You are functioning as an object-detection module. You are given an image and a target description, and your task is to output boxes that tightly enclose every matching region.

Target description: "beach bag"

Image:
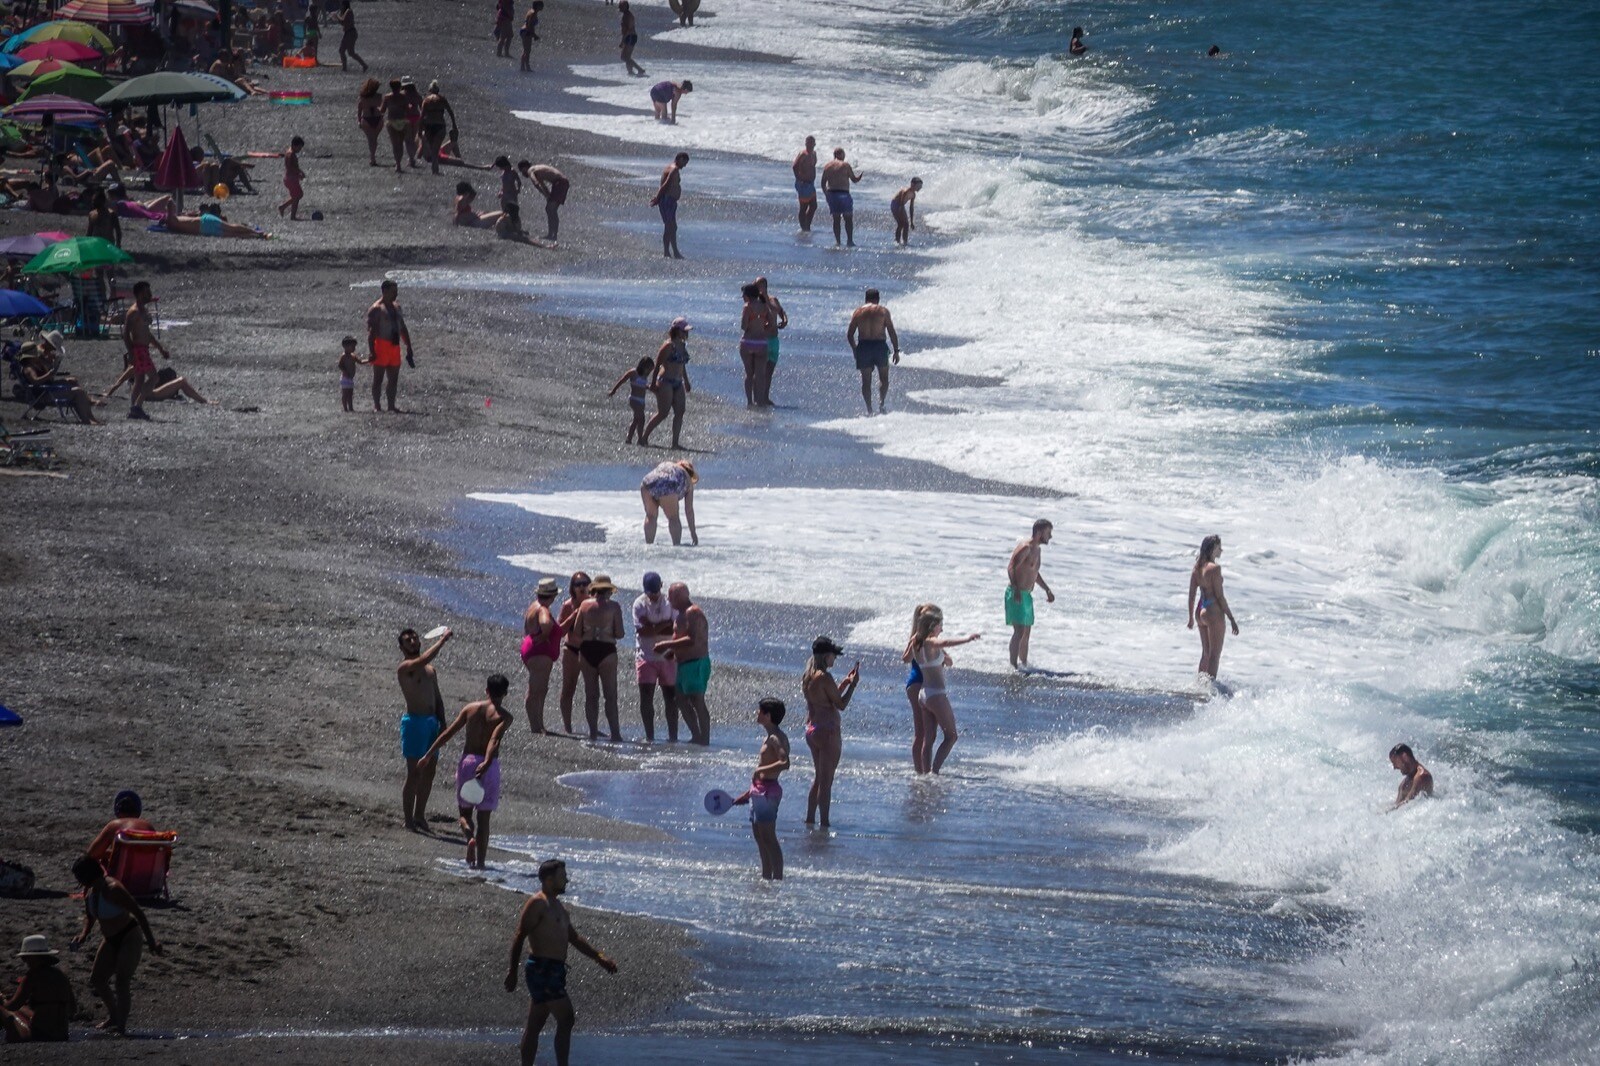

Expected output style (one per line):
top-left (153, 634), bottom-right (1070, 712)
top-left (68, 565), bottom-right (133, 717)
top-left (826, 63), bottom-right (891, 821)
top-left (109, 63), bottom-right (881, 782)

top-left (0, 859), bottom-right (35, 898)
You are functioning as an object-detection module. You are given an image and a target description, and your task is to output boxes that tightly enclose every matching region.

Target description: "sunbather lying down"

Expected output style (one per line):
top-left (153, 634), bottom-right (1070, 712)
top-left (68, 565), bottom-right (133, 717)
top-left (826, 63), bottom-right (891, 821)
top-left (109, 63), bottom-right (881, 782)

top-left (158, 200), bottom-right (270, 240)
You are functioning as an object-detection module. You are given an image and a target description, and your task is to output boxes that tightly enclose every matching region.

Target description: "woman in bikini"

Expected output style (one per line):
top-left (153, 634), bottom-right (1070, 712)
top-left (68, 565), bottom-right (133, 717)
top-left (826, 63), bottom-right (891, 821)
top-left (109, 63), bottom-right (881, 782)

top-left (904, 606), bottom-right (980, 774)
top-left (802, 635), bottom-right (859, 827)
top-left (1186, 534), bottom-right (1239, 679)
top-left (419, 82), bottom-right (457, 175)
top-left (452, 182), bottom-right (504, 229)
top-left (381, 79), bottom-right (410, 173)
top-left (640, 316), bottom-right (692, 449)
top-left (70, 855), bottom-right (162, 1036)
top-left (520, 577), bottom-right (561, 733)
top-left (902, 602), bottom-right (941, 773)
top-left (574, 574), bottom-right (626, 741)
top-left (357, 77), bottom-right (384, 166)
top-left (738, 281), bottom-right (773, 407)
top-left (336, 0), bottom-right (366, 72)
top-left (556, 572), bottom-right (590, 734)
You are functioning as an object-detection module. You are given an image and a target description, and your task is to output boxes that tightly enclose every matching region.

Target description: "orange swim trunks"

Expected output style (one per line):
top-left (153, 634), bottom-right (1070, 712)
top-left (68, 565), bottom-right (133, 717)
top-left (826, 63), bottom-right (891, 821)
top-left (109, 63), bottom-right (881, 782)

top-left (371, 338), bottom-right (402, 368)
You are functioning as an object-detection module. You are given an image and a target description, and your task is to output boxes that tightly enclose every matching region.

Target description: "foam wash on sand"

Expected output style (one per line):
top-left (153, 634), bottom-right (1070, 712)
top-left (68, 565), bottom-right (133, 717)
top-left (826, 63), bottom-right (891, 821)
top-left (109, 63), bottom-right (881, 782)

top-left (443, 0), bottom-right (1600, 1060)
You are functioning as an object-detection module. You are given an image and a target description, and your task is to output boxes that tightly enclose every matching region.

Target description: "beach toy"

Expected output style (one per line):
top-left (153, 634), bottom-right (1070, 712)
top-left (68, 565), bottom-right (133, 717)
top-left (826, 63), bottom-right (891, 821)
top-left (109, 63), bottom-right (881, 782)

top-left (704, 789), bottom-right (733, 816)
top-left (269, 89), bottom-right (313, 104)
top-left (212, 183), bottom-right (229, 200)
top-left (310, 210), bottom-right (323, 221)
top-left (281, 55), bottom-right (316, 69)
top-left (0, 703), bottom-right (21, 727)
top-left (460, 777), bottom-right (486, 806)
top-left (423, 625), bottom-right (449, 640)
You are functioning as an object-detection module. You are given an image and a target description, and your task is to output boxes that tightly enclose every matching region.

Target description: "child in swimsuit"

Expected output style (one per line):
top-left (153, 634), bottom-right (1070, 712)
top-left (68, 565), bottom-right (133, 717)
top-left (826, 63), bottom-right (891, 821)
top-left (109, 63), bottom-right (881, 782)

top-left (337, 335), bottom-right (366, 412)
top-left (607, 357), bottom-right (655, 444)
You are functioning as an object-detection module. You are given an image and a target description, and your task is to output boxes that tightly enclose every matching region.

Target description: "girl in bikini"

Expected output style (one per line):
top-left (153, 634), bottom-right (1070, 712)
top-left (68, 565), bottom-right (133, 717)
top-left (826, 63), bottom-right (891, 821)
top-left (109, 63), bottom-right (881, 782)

top-left (902, 602), bottom-right (942, 773)
top-left (1186, 534), bottom-right (1239, 679)
top-left (357, 78), bottom-right (384, 166)
top-left (607, 357), bottom-right (656, 443)
top-left (641, 317), bottom-right (692, 448)
top-left (904, 606), bottom-right (980, 774)
top-left (802, 635), bottom-right (859, 827)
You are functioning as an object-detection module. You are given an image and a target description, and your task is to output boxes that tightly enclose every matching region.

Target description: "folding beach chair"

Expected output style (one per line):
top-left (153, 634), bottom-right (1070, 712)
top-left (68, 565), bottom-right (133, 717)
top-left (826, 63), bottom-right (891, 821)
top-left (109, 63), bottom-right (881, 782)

top-left (3, 344), bottom-right (75, 421)
top-left (106, 829), bottom-right (179, 902)
top-left (0, 418), bottom-right (54, 467)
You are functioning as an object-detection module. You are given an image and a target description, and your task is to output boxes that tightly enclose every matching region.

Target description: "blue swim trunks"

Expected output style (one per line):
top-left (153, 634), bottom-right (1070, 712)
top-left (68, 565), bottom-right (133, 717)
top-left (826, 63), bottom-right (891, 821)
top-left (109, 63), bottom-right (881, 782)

top-left (657, 195), bottom-right (678, 222)
top-left (794, 179), bottom-right (816, 203)
top-left (400, 713), bottom-right (440, 760)
top-left (524, 957), bottom-right (569, 1003)
top-left (198, 213), bottom-right (224, 237)
top-left (853, 338), bottom-right (890, 371)
top-left (825, 189), bottom-right (853, 216)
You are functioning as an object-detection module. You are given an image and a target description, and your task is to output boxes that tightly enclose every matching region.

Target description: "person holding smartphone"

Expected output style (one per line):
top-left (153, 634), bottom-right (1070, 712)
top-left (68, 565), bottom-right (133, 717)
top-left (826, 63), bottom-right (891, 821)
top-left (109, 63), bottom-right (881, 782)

top-left (801, 635), bottom-right (859, 827)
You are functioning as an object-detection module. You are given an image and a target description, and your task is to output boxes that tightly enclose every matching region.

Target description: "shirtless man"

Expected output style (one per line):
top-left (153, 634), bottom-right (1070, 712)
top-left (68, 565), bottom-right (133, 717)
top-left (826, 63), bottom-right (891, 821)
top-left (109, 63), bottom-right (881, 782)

top-left (846, 288), bottom-right (900, 415)
top-left (792, 135), bottom-right (818, 232)
top-left (891, 176), bottom-right (923, 245)
top-left (1006, 519), bottom-right (1055, 671)
top-left (522, 161), bottom-right (570, 242)
top-left (419, 81), bottom-right (458, 175)
top-left (397, 626), bottom-right (451, 830)
top-left (730, 697), bottom-right (790, 880)
top-left (366, 279), bottom-right (415, 413)
top-left (618, 1), bottom-right (644, 77)
top-left (123, 281), bottom-right (168, 421)
top-left (504, 859), bottom-right (619, 1066)
top-left (820, 147), bottom-right (863, 247)
top-left (650, 152), bottom-right (688, 259)
top-left (420, 673), bottom-right (514, 868)
top-left (654, 581), bottom-right (710, 745)
top-left (1390, 744), bottom-right (1434, 808)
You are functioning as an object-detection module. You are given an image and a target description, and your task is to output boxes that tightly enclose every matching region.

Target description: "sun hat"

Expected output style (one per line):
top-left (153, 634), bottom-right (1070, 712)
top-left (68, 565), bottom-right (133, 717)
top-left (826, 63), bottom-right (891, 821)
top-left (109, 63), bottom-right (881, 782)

top-left (642, 571), bottom-right (662, 594)
top-left (812, 635), bottom-right (844, 657)
top-left (40, 329), bottom-right (66, 354)
top-left (536, 577), bottom-right (559, 597)
top-left (669, 316), bottom-right (692, 333)
top-left (16, 935), bottom-right (57, 959)
top-left (589, 574), bottom-right (617, 594)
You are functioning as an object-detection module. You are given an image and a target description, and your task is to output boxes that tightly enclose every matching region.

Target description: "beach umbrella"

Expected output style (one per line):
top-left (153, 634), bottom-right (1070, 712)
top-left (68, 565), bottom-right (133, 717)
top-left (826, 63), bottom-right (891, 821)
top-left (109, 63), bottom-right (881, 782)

top-left (172, 0), bottom-right (218, 19)
top-left (18, 65), bottom-right (111, 104)
top-left (16, 40), bottom-right (103, 64)
top-left (0, 289), bottom-right (52, 316)
top-left (153, 124), bottom-right (199, 203)
top-left (56, 0), bottom-right (155, 27)
top-left (1, 94), bottom-right (107, 125)
top-left (9, 58), bottom-right (85, 80)
top-left (4, 21), bottom-right (116, 53)
top-left (0, 53), bottom-right (21, 72)
top-left (0, 232), bottom-right (74, 260)
top-left (96, 70), bottom-right (244, 107)
top-left (21, 236), bottom-right (133, 275)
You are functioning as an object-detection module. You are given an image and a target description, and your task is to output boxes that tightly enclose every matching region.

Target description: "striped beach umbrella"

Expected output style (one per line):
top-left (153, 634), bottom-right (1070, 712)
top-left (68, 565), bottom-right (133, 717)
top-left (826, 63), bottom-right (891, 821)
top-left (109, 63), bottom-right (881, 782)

top-left (8, 58), bottom-right (85, 80)
top-left (1, 94), bottom-right (108, 125)
top-left (56, 0), bottom-right (155, 27)
top-left (3, 21), bottom-right (116, 53)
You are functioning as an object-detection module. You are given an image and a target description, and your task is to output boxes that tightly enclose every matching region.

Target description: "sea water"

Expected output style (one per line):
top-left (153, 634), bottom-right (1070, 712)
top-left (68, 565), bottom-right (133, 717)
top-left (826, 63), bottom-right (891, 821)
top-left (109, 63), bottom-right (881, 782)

top-left (427, 0), bottom-right (1600, 1061)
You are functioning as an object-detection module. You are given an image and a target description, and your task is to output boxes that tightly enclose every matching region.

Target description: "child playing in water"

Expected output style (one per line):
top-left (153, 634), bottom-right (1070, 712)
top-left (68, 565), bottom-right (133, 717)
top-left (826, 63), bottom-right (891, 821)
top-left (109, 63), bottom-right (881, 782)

top-left (891, 176), bottom-right (923, 245)
top-left (337, 336), bottom-right (366, 411)
top-left (607, 357), bottom-right (655, 443)
top-left (279, 135), bottom-right (305, 220)
top-left (731, 698), bottom-right (790, 880)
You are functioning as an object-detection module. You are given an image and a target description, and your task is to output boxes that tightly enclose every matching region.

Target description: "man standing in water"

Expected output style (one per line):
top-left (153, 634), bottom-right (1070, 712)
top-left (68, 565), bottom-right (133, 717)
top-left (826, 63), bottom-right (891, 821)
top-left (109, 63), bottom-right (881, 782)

top-left (505, 859), bottom-right (619, 1066)
top-left (846, 288), bottom-right (900, 414)
top-left (366, 279), bottom-right (415, 413)
top-left (1006, 519), bottom-right (1055, 671)
top-left (821, 148), bottom-right (864, 247)
top-left (656, 581), bottom-right (711, 745)
top-left (650, 152), bottom-right (689, 259)
top-left (792, 135), bottom-right (818, 232)
top-left (397, 626), bottom-right (451, 831)
top-left (419, 673), bottom-right (514, 868)
top-left (1390, 744), bottom-right (1434, 808)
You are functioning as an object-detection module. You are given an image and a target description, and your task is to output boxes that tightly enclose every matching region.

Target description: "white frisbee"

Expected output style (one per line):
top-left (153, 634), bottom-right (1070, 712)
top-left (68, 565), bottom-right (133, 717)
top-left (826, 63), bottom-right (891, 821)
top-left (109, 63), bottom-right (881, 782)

top-left (704, 789), bottom-right (734, 816)
top-left (423, 625), bottom-right (449, 640)
top-left (460, 778), bottom-right (486, 806)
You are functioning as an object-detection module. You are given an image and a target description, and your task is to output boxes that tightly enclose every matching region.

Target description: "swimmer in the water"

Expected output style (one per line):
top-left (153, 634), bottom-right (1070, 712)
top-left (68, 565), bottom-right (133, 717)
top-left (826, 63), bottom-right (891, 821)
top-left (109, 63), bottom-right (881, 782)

top-left (1069, 26), bottom-right (1087, 56)
top-left (1186, 534), bottom-right (1239, 680)
top-left (1390, 744), bottom-right (1434, 808)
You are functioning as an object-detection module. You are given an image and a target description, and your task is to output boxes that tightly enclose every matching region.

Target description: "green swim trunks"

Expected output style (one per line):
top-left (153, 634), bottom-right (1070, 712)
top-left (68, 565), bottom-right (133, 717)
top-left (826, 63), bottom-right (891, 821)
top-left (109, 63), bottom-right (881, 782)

top-left (1005, 587), bottom-right (1034, 627)
top-left (767, 336), bottom-right (780, 364)
top-left (676, 656), bottom-right (712, 695)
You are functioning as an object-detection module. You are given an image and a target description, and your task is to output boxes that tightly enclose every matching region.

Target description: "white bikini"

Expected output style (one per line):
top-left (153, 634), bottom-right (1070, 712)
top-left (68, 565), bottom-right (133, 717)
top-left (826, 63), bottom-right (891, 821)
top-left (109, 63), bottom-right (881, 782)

top-left (914, 643), bottom-right (947, 699)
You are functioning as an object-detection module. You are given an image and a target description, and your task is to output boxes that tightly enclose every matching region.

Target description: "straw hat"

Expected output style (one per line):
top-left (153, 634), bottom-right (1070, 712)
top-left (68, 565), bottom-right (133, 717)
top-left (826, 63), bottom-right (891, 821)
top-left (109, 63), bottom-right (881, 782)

top-left (40, 329), bottom-right (66, 355)
top-left (588, 574), bottom-right (617, 594)
top-left (536, 577), bottom-right (559, 597)
top-left (16, 935), bottom-right (58, 959)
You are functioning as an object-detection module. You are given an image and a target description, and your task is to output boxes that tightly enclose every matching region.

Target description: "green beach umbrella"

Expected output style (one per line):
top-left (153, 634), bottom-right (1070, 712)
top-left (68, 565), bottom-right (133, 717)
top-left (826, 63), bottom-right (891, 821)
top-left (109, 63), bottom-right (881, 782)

top-left (22, 236), bottom-right (133, 275)
top-left (17, 64), bottom-right (111, 104)
top-left (96, 70), bottom-right (245, 107)
top-left (4, 21), bottom-right (116, 53)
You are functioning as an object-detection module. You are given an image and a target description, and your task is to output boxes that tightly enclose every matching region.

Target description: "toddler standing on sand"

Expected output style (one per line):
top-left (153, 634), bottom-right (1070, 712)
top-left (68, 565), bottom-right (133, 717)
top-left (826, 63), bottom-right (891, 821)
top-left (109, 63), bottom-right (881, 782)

top-left (607, 357), bottom-right (655, 443)
top-left (337, 336), bottom-right (366, 411)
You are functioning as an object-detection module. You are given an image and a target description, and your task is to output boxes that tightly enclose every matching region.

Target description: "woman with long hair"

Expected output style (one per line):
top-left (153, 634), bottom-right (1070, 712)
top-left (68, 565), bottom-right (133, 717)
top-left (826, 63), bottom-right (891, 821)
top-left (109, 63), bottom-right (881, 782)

top-left (1187, 534), bottom-right (1239, 679)
top-left (557, 571), bottom-right (591, 733)
top-left (802, 635), bottom-right (858, 826)
top-left (575, 574), bottom-right (626, 742)
top-left (520, 577), bottom-right (561, 733)
top-left (641, 316), bottom-right (693, 449)
top-left (70, 855), bottom-right (162, 1036)
top-left (738, 281), bottom-right (773, 407)
top-left (902, 603), bottom-right (943, 773)
top-left (904, 606), bottom-right (980, 773)
top-left (356, 77), bottom-right (383, 166)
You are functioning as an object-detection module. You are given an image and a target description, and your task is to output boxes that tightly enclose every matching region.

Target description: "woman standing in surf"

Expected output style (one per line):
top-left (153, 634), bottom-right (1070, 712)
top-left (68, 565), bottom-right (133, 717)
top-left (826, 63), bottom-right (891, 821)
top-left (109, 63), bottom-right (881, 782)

top-left (802, 635), bottom-right (859, 826)
top-left (903, 603), bottom-right (943, 773)
top-left (520, 577), bottom-right (561, 733)
top-left (1186, 534), bottom-right (1239, 679)
top-left (556, 572), bottom-right (591, 733)
top-left (904, 606), bottom-right (980, 774)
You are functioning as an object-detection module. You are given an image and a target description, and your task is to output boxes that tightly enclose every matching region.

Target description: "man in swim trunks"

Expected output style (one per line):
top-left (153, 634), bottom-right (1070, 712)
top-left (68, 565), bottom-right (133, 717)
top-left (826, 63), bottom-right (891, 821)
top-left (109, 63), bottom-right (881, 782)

top-left (366, 279), bottom-right (415, 413)
top-left (655, 581), bottom-right (711, 745)
top-left (633, 570), bottom-right (678, 742)
top-left (505, 859), bottom-right (618, 1066)
top-left (397, 625), bottom-right (451, 830)
top-left (793, 135), bottom-right (818, 232)
top-left (618, 1), bottom-right (645, 77)
top-left (891, 176), bottom-right (923, 245)
top-left (820, 147), bottom-right (864, 247)
top-left (1006, 519), bottom-right (1055, 671)
top-left (1390, 744), bottom-right (1434, 808)
top-left (522, 161), bottom-right (569, 242)
top-left (419, 673), bottom-right (514, 868)
top-left (122, 281), bottom-right (167, 421)
top-left (846, 288), bottom-right (901, 415)
top-left (420, 81), bottom-right (457, 175)
top-left (650, 152), bottom-right (688, 259)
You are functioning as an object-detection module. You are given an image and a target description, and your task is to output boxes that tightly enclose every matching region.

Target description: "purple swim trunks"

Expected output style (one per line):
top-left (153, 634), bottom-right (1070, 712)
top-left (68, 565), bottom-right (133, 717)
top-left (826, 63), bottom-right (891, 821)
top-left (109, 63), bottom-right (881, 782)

top-left (457, 754), bottom-right (502, 811)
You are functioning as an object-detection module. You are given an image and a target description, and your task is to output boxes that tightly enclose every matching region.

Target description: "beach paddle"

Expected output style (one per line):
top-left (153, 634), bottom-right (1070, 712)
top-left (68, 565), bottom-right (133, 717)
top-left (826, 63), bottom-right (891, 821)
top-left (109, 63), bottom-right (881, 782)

top-left (423, 625), bottom-right (449, 640)
top-left (460, 778), bottom-right (486, 806)
top-left (704, 789), bottom-right (733, 816)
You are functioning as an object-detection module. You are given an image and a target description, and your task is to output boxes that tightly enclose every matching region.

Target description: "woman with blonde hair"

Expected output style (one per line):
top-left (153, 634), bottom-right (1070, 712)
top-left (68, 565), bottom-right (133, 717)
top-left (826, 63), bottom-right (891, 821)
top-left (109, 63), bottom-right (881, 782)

top-left (903, 605), bottom-right (980, 773)
top-left (1186, 534), bottom-right (1239, 679)
top-left (902, 603), bottom-right (943, 773)
top-left (639, 458), bottom-right (698, 545)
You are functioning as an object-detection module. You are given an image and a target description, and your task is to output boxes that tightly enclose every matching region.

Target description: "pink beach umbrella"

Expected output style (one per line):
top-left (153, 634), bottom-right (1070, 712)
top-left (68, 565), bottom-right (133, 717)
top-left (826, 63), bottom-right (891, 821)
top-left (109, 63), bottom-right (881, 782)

top-left (153, 124), bottom-right (199, 209)
top-left (15, 40), bottom-right (104, 64)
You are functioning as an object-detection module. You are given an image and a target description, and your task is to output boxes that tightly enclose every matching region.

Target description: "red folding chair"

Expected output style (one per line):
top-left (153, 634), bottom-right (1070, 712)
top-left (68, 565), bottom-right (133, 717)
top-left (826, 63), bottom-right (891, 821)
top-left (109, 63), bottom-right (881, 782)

top-left (106, 829), bottom-right (179, 902)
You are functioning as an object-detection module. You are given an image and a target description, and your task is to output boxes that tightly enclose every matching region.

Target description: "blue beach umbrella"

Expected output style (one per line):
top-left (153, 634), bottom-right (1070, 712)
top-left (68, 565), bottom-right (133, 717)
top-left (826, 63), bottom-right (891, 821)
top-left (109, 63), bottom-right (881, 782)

top-left (0, 289), bottom-right (52, 316)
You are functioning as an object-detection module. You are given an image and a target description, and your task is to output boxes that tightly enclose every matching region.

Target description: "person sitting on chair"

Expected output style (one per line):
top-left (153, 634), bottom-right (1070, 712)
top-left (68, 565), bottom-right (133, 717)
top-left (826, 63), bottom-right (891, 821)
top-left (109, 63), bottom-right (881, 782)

top-left (86, 790), bottom-right (155, 866)
top-left (17, 332), bottom-right (102, 425)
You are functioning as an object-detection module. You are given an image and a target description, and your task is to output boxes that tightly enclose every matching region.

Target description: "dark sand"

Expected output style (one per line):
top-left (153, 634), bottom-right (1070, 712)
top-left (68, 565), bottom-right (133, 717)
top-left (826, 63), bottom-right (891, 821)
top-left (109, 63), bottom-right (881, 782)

top-left (0, 0), bottom-right (791, 1059)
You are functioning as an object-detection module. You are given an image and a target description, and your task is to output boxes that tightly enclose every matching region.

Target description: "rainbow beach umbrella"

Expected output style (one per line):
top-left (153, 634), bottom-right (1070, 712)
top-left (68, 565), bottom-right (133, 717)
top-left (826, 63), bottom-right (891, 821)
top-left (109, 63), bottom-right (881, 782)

top-left (3, 21), bottom-right (116, 53)
top-left (56, 0), bottom-right (155, 26)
